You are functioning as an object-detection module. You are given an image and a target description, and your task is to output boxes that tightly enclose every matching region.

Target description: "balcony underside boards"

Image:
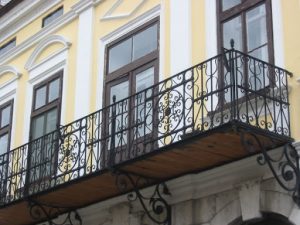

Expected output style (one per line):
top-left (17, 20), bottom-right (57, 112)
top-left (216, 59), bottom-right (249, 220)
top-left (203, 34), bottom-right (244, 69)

top-left (0, 122), bottom-right (291, 225)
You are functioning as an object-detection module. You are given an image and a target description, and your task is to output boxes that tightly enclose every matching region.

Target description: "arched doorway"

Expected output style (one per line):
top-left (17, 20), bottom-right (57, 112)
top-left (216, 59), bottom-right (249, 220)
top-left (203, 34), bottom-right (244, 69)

top-left (233, 213), bottom-right (294, 225)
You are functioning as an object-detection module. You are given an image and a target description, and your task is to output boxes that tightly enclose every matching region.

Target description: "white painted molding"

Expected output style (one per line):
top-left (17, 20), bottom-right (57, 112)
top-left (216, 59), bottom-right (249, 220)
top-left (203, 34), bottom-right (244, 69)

top-left (25, 35), bottom-right (71, 71)
top-left (0, 65), bottom-right (22, 90)
top-left (0, 0), bottom-right (102, 66)
top-left (0, 0), bottom-right (63, 44)
top-left (101, 0), bottom-right (148, 21)
top-left (237, 179), bottom-right (262, 221)
top-left (297, 78), bottom-right (300, 83)
top-left (72, 0), bottom-right (103, 14)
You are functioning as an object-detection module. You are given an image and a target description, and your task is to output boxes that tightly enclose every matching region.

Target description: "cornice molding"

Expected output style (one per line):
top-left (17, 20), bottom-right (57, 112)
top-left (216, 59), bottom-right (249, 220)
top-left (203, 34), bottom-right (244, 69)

top-left (25, 34), bottom-right (71, 71)
top-left (0, 0), bottom-right (63, 44)
top-left (0, 65), bottom-right (22, 91)
top-left (101, 0), bottom-right (148, 21)
top-left (0, 0), bottom-right (103, 66)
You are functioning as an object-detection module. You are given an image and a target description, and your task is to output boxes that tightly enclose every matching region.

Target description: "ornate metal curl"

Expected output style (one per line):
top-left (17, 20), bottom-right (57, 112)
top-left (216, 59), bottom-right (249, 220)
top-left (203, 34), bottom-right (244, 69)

top-left (114, 170), bottom-right (171, 225)
top-left (240, 130), bottom-right (300, 207)
top-left (27, 198), bottom-right (82, 225)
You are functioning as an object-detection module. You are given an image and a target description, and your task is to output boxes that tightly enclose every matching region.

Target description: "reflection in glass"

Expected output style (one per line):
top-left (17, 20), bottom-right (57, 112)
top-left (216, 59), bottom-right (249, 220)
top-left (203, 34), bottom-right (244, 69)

top-left (222, 0), bottom-right (241, 11)
top-left (223, 16), bottom-right (242, 51)
top-left (1, 106), bottom-right (11, 128)
top-left (133, 24), bottom-right (157, 60)
top-left (49, 79), bottom-right (60, 102)
top-left (109, 39), bottom-right (132, 73)
top-left (35, 86), bottom-right (46, 109)
top-left (110, 81), bottom-right (129, 147)
top-left (135, 67), bottom-right (154, 137)
top-left (0, 134), bottom-right (8, 155)
top-left (246, 4), bottom-right (268, 90)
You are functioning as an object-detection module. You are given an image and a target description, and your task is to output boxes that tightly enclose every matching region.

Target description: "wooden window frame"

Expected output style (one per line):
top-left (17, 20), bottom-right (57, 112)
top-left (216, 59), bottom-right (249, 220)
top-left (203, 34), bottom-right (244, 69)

top-left (42, 6), bottom-right (63, 28)
top-left (217, 0), bottom-right (274, 64)
top-left (0, 99), bottom-right (13, 199)
top-left (103, 18), bottom-right (160, 164)
top-left (27, 71), bottom-right (63, 186)
top-left (0, 99), bottom-right (14, 154)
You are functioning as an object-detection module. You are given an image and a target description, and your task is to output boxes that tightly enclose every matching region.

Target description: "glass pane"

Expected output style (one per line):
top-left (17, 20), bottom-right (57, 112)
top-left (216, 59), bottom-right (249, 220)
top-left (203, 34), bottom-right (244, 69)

top-left (223, 16), bottom-right (242, 51)
top-left (48, 79), bottom-right (60, 102)
top-left (246, 4), bottom-right (268, 61)
top-left (109, 38), bottom-right (132, 73)
top-left (32, 114), bottom-right (45, 139)
top-left (222, 0), bottom-right (241, 11)
top-left (0, 39), bottom-right (16, 56)
top-left (110, 81), bottom-right (129, 148)
top-left (135, 67), bottom-right (154, 137)
top-left (46, 108), bottom-right (58, 134)
top-left (133, 24), bottom-right (157, 60)
top-left (35, 86), bottom-right (46, 109)
top-left (43, 7), bottom-right (63, 27)
top-left (0, 134), bottom-right (8, 155)
top-left (1, 105), bottom-right (11, 128)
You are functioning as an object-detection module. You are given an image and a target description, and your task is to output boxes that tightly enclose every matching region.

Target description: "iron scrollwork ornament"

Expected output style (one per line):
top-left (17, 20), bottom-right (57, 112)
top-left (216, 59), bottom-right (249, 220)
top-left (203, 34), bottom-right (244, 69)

top-left (240, 130), bottom-right (300, 207)
top-left (28, 198), bottom-right (82, 225)
top-left (114, 171), bottom-right (171, 225)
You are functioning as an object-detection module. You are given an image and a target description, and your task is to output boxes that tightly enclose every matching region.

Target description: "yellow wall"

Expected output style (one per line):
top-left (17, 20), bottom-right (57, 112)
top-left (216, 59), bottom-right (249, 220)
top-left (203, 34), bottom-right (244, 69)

top-left (2, 0), bottom-right (300, 151)
top-left (281, 0), bottom-right (300, 140)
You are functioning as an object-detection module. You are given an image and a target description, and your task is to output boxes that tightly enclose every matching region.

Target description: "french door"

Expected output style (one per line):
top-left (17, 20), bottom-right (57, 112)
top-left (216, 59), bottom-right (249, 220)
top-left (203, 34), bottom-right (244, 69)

top-left (106, 61), bottom-right (158, 164)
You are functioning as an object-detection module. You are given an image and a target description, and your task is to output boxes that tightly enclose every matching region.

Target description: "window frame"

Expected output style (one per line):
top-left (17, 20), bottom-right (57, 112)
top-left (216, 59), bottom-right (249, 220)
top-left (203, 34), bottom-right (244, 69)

top-left (103, 18), bottom-right (160, 165)
top-left (217, 0), bottom-right (274, 64)
top-left (0, 37), bottom-right (16, 56)
top-left (104, 17), bottom-right (160, 86)
top-left (42, 6), bottom-right (63, 28)
top-left (0, 99), bottom-right (14, 155)
top-left (30, 70), bottom-right (63, 130)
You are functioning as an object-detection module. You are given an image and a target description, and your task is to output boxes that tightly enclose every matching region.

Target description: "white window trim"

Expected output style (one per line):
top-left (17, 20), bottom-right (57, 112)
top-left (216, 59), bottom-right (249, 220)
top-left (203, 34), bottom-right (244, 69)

top-left (96, 5), bottom-right (161, 110)
top-left (0, 65), bottom-right (22, 151)
top-left (23, 35), bottom-right (70, 143)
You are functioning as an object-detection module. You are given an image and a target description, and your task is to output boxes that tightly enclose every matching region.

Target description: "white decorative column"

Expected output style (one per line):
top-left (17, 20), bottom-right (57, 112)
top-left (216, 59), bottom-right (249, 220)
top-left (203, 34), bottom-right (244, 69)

top-left (73, 1), bottom-right (95, 120)
top-left (170, 0), bottom-right (191, 75)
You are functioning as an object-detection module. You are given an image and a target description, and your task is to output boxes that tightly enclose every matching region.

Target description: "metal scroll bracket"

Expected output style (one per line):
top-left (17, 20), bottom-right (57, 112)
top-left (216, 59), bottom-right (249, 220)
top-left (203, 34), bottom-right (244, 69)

top-left (240, 130), bottom-right (300, 207)
top-left (113, 170), bottom-right (172, 225)
top-left (27, 197), bottom-right (82, 225)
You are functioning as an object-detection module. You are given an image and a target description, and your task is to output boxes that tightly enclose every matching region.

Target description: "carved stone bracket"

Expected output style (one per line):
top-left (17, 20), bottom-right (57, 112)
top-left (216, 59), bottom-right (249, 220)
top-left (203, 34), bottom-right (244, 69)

top-left (27, 198), bottom-right (82, 225)
top-left (240, 130), bottom-right (300, 207)
top-left (113, 170), bottom-right (171, 225)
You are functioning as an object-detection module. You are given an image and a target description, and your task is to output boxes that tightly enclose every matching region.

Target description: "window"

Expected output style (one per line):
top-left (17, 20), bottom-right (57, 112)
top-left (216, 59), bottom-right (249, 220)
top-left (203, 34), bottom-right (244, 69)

top-left (0, 100), bottom-right (13, 156)
top-left (105, 18), bottom-right (159, 156)
top-left (217, 0), bottom-right (273, 101)
top-left (219, 0), bottom-right (273, 62)
top-left (42, 7), bottom-right (63, 27)
top-left (0, 100), bottom-right (13, 197)
top-left (0, 38), bottom-right (16, 56)
top-left (28, 71), bottom-right (63, 183)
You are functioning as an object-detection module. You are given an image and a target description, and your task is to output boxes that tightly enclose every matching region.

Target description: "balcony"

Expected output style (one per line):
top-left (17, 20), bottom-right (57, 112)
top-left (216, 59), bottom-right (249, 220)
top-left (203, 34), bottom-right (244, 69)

top-left (0, 49), bottom-right (293, 225)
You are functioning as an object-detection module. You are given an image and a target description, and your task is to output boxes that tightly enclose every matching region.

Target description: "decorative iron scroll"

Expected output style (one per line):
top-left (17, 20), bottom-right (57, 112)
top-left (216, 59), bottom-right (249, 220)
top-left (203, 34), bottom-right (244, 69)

top-left (27, 198), bottom-right (82, 225)
top-left (114, 171), bottom-right (171, 225)
top-left (240, 130), bottom-right (300, 207)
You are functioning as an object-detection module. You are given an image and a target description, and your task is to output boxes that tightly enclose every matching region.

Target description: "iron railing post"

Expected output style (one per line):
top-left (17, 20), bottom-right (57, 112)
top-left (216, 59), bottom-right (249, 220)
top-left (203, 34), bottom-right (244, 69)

top-left (229, 39), bottom-right (236, 120)
top-left (109, 95), bottom-right (117, 168)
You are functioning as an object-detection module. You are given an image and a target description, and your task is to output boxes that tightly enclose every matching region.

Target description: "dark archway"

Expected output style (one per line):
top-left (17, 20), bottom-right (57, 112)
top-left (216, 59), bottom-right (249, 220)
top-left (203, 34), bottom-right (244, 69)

top-left (231, 213), bottom-right (294, 225)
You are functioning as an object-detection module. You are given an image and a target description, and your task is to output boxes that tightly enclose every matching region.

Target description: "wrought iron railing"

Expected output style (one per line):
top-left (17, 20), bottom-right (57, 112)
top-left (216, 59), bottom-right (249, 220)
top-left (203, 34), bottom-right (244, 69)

top-left (0, 49), bottom-right (292, 205)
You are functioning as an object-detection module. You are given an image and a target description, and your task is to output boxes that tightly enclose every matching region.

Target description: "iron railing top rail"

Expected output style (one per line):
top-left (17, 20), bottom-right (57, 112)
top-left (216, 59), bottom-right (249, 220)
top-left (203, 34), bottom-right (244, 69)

top-left (0, 49), bottom-right (293, 206)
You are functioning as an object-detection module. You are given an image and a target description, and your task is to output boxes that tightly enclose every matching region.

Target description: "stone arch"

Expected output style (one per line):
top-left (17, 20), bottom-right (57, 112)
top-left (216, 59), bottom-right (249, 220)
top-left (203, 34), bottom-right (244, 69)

top-left (0, 65), bottom-right (22, 88)
top-left (230, 212), bottom-right (294, 225)
top-left (25, 34), bottom-right (71, 70)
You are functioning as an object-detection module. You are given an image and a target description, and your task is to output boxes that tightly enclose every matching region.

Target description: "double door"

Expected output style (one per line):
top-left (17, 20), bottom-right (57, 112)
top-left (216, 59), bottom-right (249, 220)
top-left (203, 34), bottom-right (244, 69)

top-left (105, 61), bottom-right (158, 164)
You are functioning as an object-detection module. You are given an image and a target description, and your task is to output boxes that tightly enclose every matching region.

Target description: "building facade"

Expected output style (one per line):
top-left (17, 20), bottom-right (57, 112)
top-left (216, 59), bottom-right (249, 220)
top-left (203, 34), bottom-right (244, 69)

top-left (0, 0), bottom-right (300, 225)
